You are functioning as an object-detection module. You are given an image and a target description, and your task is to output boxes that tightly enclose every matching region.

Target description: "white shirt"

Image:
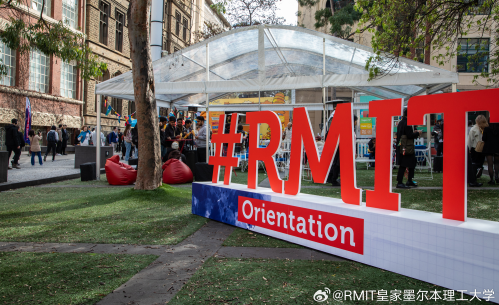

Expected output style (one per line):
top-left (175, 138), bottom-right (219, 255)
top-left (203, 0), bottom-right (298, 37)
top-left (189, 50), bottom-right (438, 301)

top-left (92, 131), bottom-right (105, 146)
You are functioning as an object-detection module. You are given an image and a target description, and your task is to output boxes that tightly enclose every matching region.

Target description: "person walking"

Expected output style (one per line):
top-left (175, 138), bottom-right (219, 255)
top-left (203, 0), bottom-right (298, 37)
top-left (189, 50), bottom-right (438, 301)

top-left (13, 126), bottom-right (25, 167)
top-left (56, 124), bottom-right (63, 156)
top-left (396, 108), bottom-right (422, 189)
top-left (468, 115), bottom-right (488, 187)
top-left (44, 125), bottom-right (58, 162)
top-left (123, 124), bottom-right (133, 161)
top-left (61, 125), bottom-right (68, 155)
top-left (482, 121), bottom-right (499, 184)
top-left (195, 116), bottom-right (207, 163)
top-left (5, 119), bottom-right (21, 169)
top-left (28, 130), bottom-right (43, 166)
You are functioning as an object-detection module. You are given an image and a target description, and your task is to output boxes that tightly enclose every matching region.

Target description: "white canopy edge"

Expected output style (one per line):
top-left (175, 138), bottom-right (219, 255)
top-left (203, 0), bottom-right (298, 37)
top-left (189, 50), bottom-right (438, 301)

top-left (95, 72), bottom-right (458, 97)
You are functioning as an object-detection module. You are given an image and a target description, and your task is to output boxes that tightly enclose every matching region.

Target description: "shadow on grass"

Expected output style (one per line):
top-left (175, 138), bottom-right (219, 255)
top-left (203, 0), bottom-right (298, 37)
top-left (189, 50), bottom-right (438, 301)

top-left (0, 185), bottom-right (208, 245)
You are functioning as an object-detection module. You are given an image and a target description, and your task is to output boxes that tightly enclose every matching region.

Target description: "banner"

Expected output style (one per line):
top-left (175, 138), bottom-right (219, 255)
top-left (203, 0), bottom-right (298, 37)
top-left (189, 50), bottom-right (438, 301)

top-left (24, 97), bottom-right (31, 145)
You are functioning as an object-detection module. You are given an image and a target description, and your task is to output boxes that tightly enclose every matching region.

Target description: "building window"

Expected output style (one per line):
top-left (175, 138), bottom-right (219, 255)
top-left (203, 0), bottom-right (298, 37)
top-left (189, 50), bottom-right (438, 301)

top-left (60, 61), bottom-right (77, 99)
top-left (175, 11), bottom-right (181, 36)
top-left (174, 47), bottom-right (179, 53)
top-left (29, 49), bottom-right (50, 93)
top-left (0, 41), bottom-right (16, 87)
top-left (115, 9), bottom-right (124, 52)
top-left (159, 107), bottom-right (168, 116)
top-left (182, 18), bottom-right (188, 41)
top-left (457, 38), bottom-right (489, 73)
top-left (32, 0), bottom-right (50, 16)
top-left (469, 0), bottom-right (491, 15)
top-left (128, 101), bottom-right (136, 116)
top-left (62, 0), bottom-right (78, 29)
top-left (99, 1), bottom-right (110, 45)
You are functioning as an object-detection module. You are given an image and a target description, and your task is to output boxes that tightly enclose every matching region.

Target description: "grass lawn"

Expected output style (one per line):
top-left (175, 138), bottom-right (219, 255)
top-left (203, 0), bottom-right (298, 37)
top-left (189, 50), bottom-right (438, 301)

top-left (222, 228), bottom-right (304, 248)
top-left (0, 184), bottom-right (207, 245)
top-left (0, 252), bottom-right (157, 305)
top-left (169, 257), bottom-right (482, 304)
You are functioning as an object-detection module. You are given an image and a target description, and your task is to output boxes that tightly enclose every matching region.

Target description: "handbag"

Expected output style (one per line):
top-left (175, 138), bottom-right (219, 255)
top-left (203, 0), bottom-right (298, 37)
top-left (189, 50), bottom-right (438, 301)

top-left (399, 135), bottom-right (415, 155)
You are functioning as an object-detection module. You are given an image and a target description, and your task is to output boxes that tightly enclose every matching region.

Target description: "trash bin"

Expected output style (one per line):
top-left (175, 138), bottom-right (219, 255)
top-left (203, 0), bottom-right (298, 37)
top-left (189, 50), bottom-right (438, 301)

top-left (195, 162), bottom-right (213, 181)
top-left (0, 151), bottom-right (8, 183)
top-left (80, 162), bottom-right (96, 181)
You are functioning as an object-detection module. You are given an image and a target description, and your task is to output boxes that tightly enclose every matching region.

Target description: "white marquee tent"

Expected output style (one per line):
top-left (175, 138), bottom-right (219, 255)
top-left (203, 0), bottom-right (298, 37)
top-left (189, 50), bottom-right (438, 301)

top-left (95, 24), bottom-right (459, 111)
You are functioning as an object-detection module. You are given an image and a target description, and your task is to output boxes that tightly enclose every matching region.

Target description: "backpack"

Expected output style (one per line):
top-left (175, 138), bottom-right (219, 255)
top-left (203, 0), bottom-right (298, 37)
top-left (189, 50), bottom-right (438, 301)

top-left (47, 131), bottom-right (56, 143)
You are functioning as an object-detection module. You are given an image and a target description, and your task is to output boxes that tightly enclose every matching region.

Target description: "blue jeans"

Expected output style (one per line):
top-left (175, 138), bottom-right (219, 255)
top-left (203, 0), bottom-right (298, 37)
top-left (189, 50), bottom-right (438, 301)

top-left (31, 151), bottom-right (43, 165)
top-left (125, 142), bottom-right (132, 161)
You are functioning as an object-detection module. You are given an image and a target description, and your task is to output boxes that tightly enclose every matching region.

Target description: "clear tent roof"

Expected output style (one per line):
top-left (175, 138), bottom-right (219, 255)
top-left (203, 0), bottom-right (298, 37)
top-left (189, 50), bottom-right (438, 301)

top-left (95, 25), bottom-right (458, 106)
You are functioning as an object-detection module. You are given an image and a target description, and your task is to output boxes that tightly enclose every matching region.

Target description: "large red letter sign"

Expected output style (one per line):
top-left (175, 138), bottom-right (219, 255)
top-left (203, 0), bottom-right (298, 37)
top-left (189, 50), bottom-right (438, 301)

top-left (209, 113), bottom-right (242, 184)
top-left (247, 111), bottom-right (284, 193)
top-left (285, 105), bottom-right (361, 205)
top-left (365, 99), bottom-right (402, 211)
top-left (408, 89), bottom-right (499, 221)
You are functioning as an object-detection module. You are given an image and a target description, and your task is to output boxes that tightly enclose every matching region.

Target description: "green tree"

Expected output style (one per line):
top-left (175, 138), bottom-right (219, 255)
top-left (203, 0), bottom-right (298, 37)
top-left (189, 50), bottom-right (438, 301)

top-left (355, 0), bottom-right (498, 84)
top-left (0, 0), bottom-right (106, 81)
top-left (298, 0), bottom-right (368, 39)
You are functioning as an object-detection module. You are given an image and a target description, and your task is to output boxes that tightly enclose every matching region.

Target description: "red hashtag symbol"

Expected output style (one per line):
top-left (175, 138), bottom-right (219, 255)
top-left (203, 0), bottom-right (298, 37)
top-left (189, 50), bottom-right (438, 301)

top-left (209, 113), bottom-right (242, 184)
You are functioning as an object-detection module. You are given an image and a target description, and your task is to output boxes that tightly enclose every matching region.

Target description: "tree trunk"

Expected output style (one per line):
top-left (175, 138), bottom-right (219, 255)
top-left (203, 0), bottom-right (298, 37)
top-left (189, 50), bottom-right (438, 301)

top-left (128, 0), bottom-right (162, 190)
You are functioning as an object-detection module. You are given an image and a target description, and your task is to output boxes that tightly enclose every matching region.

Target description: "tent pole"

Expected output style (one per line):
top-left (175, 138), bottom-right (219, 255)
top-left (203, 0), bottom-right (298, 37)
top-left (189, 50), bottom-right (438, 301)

top-left (96, 95), bottom-right (101, 180)
top-left (322, 38), bottom-right (326, 136)
top-left (206, 43), bottom-right (210, 162)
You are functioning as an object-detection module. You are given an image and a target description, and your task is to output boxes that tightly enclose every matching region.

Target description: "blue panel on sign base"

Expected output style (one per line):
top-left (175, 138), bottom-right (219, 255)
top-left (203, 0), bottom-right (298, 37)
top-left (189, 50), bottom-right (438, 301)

top-left (192, 183), bottom-right (269, 229)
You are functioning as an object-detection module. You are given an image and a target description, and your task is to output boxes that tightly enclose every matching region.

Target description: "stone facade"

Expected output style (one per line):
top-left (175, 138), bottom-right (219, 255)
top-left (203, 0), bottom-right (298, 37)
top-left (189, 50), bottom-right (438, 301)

top-left (84, 0), bottom-right (132, 133)
top-left (164, 0), bottom-right (192, 53)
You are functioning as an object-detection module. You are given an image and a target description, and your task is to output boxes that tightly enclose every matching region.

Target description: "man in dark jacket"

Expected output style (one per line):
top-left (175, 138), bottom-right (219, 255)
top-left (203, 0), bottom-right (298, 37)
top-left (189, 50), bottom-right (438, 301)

top-left (61, 125), bottom-right (68, 155)
top-left (159, 117), bottom-right (168, 160)
top-left (164, 116), bottom-right (180, 159)
top-left (396, 108), bottom-right (422, 188)
top-left (6, 118), bottom-right (21, 169)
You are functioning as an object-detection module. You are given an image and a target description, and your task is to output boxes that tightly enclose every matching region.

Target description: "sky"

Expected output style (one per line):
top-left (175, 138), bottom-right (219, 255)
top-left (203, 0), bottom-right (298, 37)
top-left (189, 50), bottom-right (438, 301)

top-left (276, 0), bottom-right (298, 26)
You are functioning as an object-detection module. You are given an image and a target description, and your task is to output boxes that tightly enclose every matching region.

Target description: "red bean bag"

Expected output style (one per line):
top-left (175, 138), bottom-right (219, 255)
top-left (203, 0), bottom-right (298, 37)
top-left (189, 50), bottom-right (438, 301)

top-left (105, 156), bottom-right (137, 185)
top-left (162, 159), bottom-right (193, 184)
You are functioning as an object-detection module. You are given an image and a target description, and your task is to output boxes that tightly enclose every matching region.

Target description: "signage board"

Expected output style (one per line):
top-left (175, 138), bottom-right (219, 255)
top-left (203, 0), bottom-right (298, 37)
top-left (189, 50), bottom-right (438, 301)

top-left (193, 89), bottom-right (499, 301)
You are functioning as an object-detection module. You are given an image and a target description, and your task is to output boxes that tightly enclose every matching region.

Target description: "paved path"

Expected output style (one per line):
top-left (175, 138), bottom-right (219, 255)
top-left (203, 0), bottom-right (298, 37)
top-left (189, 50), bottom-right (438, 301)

top-left (0, 221), bottom-right (345, 304)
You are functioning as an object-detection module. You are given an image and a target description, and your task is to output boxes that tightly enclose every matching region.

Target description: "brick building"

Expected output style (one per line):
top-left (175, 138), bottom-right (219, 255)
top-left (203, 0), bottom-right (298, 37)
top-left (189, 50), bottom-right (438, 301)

top-left (0, 0), bottom-right (85, 149)
top-left (83, 0), bottom-right (132, 133)
top-left (163, 0), bottom-right (192, 54)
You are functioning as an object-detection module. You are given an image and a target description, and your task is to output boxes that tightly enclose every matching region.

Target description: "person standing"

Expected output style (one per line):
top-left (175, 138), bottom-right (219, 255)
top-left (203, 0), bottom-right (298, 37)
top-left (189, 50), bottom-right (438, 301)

top-left (44, 125), bottom-right (59, 162)
top-left (56, 124), bottom-right (63, 156)
top-left (108, 127), bottom-right (118, 152)
top-left (396, 108), bottom-right (422, 189)
top-left (283, 122), bottom-right (292, 141)
top-left (432, 119), bottom-right (444, 156)
top-left (28, 130), bottom-right (43, 166)
top-left (183, 119), bottom-right (194, 150)
top-left (131, 125), bottom-right (139, 159)
top-left (165, 116), bottom-right (179, 157)
top-left (5, 119), bottom-right (21, 169)
top-left (468, 115), bottom-right (488, 187)
top-left (117, 128), bottom-right (123, 153)
top-left (159, 117), bottom-right (168, 160)
top-left (77, 126), bottom-right (91, 146)
top-left (195, 116), bottom-right (207, 163)
top-left (482, 121), bottom-right (499, 184)
top-left (92, 127), bottom-right (105, 147)
top-left (61, 125), bottom-right (68, 155)
top-left (123, 124), bottom-right (133, 161)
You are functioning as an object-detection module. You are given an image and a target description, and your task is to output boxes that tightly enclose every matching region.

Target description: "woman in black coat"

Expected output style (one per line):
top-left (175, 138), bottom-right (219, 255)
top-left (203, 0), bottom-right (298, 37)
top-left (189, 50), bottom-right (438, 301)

top-left (482, 122), bottom-right (499, 184)
top-left (396, 109), bottom-right (422, 188)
